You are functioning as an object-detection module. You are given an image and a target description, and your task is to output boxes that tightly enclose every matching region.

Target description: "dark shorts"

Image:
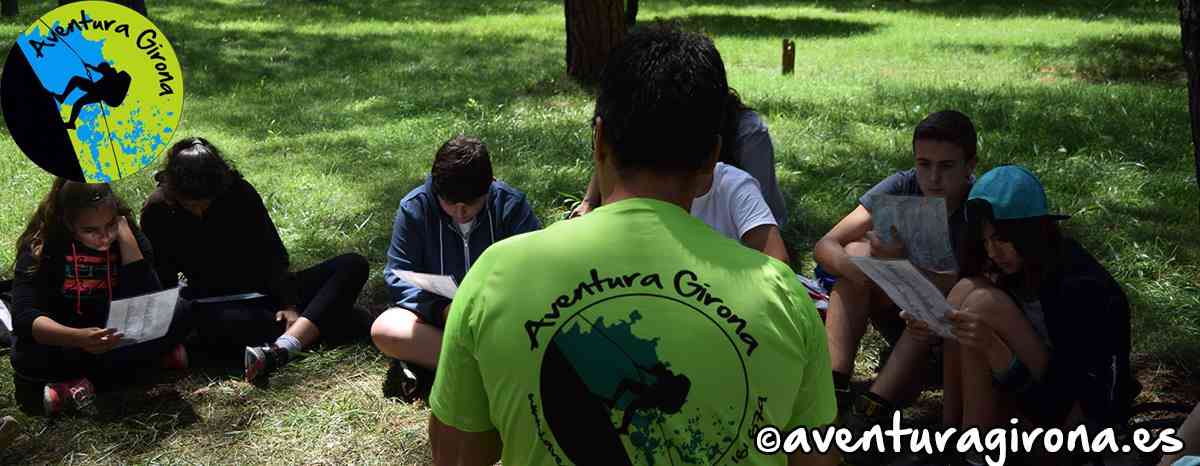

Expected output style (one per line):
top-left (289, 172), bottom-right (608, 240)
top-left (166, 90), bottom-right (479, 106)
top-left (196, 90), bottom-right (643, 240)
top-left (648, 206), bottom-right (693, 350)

top-left (403, 301), bottom-right (447, 329)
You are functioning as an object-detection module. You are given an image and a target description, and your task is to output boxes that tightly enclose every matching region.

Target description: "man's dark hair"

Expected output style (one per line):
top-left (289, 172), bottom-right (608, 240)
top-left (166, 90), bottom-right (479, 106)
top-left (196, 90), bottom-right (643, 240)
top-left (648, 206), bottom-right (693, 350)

top-left (157, 137), bottom-right (242, 202)
top-left (594, 25), bottom-right (729, 174)
top-left (431, 135), bottom-right (493, 203)
top-left (912, 110), bottom-right (978, 161)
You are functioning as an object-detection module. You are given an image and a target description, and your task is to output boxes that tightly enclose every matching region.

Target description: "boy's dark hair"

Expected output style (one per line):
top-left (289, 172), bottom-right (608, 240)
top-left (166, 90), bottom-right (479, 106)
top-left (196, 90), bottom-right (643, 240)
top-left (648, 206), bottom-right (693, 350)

top-left (913, 110), bottom-right (978, 161)
top-left (718, 87), bottom-right (751, 168)
top-left (963, 199), bottom-right (1064, 293)
top-left (157, 137), bottom-right (242, 201)
top-left (431, 135), bottom-right (493, 203)
top-left (594, 25), bottom-right (729, 174)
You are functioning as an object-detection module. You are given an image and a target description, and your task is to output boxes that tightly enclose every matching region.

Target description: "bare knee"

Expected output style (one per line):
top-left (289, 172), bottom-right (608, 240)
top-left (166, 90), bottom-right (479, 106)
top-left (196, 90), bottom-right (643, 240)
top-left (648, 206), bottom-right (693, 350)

top-left (947, 277), bottom-right (994, 308)
top-left (844, 240), bottom-right (871, 258)
top-left (371, 308), bottom-right (419, 355)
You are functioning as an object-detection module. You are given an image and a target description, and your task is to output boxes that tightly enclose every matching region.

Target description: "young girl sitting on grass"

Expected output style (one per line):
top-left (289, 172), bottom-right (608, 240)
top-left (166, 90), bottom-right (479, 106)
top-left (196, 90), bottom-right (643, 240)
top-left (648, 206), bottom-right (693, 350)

top-left (140, 137), bottom-right (371, 384)
top-left (905, 165), bottom-right (1138, 464)
top-left (9, 179), bottom-right (187, 416)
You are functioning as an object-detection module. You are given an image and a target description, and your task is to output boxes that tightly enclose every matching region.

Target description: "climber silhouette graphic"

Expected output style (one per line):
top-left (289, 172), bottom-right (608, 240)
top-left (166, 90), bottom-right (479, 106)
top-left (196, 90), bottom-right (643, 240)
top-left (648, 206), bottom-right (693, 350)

top-left (55, 61), bottom-right (131, 130)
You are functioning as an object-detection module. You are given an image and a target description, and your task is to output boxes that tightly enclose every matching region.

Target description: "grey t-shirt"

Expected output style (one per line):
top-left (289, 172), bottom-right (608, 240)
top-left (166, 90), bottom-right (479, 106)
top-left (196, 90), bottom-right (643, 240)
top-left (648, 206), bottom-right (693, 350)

top-left (733, 111), bottom-right (788, 227)
top-left (859, 168), bottom-right (971, 265)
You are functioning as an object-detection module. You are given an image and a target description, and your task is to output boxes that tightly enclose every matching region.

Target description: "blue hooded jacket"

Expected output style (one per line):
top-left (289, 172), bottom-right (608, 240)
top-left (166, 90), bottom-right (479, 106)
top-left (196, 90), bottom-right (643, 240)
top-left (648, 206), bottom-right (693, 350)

top-left (384, 176), bottom-right (541, 326)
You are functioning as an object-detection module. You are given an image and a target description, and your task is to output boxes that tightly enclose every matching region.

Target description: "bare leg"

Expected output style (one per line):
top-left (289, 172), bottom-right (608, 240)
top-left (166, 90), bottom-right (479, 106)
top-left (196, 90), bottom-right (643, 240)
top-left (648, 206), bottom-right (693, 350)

top-left (371, 308), bottom-right (443, 370)
top-left (825, 241), bottom-right (879, 375)
top-left (284, 317), bottom-right (321, 348)
top-left (951, 278), bottom-right (1050, 428)
top-left (869, 330), bottom-right (932, 406)
top-left (943, 339), bottom-right (963, 427)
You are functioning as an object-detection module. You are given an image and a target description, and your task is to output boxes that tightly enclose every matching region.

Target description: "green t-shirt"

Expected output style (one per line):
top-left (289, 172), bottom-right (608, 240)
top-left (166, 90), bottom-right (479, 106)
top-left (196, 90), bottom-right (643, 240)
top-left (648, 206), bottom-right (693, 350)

top-left (430, 197), bottom-right (835, 465)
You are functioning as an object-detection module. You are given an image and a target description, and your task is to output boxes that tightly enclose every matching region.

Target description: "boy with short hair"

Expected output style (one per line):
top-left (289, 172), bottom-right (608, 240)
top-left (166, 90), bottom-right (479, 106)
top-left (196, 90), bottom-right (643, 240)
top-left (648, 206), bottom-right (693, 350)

top-left (371, 135), bottom-right (540, 402)
top-left (813, 110), bottom-right (978, 418)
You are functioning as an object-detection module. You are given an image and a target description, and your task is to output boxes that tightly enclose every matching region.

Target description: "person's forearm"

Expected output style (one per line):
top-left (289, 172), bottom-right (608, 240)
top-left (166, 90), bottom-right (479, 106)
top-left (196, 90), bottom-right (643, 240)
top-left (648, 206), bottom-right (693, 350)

top-left (32, 316), bottom-right (83, 348)
top-left (814, 237), bottom-right (856, 278)
top-left (117, 232), bottom-right (144, 265)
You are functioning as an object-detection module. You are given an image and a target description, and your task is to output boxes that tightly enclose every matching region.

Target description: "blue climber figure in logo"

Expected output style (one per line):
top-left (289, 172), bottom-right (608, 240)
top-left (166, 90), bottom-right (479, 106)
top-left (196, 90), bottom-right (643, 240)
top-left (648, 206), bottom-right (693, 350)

top-left (54, 61), bottom-right (131, 130)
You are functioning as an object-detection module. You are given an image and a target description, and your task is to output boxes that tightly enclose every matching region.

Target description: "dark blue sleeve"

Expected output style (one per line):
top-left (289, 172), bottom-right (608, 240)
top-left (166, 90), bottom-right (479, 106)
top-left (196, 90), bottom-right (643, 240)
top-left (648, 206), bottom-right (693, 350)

top-left (384, 200), bottom-right (450, 316)
top-left (859, 169), bottom-right (919, 206)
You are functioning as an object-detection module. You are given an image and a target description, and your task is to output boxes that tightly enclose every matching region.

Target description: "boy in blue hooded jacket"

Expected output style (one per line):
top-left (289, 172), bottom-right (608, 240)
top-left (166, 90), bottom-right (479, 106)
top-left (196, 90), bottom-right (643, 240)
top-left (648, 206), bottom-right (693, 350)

top-left (372, 135), bottom-right (541, 401)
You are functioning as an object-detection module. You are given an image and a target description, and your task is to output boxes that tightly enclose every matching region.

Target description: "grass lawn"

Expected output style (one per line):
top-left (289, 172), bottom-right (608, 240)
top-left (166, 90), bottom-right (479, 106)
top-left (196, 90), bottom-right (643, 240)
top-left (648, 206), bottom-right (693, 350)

top-left (1, 0), bottom-right (1197, 463)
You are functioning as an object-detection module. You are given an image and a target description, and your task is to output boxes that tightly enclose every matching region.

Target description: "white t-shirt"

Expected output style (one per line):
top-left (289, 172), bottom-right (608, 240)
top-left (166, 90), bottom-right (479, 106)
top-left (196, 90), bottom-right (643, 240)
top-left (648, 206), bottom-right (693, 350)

top-left (690, 162), bottom-right (778, 241)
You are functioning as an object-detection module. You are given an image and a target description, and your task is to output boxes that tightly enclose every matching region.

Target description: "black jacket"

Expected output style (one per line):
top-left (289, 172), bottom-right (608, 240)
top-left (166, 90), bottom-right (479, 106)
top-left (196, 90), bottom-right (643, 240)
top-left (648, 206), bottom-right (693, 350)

top-left (1013, 237), bottom-right (1137, 425)
top-left (141, 177), bottom-right (298, 305)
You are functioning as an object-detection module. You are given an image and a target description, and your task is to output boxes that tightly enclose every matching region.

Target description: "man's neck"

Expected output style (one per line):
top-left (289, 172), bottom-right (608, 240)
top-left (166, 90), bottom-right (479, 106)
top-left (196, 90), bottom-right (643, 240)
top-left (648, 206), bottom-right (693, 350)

top-left (604, 173), bottom-right (695, 212)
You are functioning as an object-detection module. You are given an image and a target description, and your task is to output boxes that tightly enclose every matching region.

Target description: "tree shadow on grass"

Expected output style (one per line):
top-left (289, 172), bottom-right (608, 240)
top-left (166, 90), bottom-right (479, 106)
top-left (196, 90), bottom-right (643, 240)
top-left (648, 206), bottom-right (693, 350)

top-left (646, 13), bottom-right (878, 39)
top-left (686, 0), bottom-right (1172, 24)
top-left (937, 32), bottom-right (1185, 85)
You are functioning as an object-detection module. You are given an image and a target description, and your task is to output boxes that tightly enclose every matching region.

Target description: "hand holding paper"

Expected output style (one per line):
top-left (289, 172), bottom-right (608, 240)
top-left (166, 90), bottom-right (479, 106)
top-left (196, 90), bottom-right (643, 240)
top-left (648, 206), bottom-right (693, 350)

top-left (861, 194), bottom-right (957, 274)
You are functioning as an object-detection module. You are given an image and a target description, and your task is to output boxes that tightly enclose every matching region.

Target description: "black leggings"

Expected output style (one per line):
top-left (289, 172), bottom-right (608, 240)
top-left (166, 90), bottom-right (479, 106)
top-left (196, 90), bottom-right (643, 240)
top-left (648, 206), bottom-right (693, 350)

top-left (187, 253), bottom-right (370, 358)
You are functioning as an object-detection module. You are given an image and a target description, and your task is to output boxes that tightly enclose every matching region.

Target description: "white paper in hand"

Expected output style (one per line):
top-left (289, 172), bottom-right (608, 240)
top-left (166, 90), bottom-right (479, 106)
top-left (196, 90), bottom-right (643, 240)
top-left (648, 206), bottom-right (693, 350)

top-left (393, 270), bottom-right (458, 299)
top-left (849, 257), bottom-right (954, 339)
top-left (861, 194), bottom-right (957, 274)
top-left (106, 287), bottom-right (179, 348)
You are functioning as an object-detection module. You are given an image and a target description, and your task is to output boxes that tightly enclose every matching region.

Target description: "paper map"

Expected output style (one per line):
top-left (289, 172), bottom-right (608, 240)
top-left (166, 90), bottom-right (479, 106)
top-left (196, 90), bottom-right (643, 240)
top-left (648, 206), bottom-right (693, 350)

top-left (849, 256), bottom-right (953, 339)
top-left (105, 286), bottom-right (179, 348)
top-left (861, 194), bottom-right (958, 274)
top-left (394, 270), bottom-right (458, 299)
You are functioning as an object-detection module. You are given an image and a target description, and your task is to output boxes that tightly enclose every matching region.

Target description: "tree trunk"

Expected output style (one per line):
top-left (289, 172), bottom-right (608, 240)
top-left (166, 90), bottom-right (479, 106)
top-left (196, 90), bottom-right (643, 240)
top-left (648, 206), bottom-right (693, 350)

top-left (59, 0), bottom-right (147, 17)
top-left (565, 0), bottom-right (626, 84)
top-left (627, 0), bottom-right (638, 28)
top-left (2, 0), bottom-right (16, 17)
top-left (1182, 0), bottom-right (1200, 191)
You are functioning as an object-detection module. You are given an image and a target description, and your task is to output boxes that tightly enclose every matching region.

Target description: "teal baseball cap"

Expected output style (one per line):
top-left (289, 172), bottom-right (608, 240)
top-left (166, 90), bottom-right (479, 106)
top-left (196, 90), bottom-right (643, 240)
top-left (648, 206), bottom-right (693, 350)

top-left (968, 164), bottom-right (1070, 221)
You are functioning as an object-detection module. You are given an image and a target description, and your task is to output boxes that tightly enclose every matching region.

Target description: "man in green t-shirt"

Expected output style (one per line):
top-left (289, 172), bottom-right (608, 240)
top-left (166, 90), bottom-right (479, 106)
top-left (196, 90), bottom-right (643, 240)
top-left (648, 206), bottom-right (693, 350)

top-left (427, 26), bottom-right (838, 466)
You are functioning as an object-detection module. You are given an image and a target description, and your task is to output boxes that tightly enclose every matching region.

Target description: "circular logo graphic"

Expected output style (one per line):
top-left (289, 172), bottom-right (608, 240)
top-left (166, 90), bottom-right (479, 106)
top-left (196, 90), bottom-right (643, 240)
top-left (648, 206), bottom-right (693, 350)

top-left (1, 1), bottom-right (183, 183)
top-left (539, 293), bottom-right (749, 465)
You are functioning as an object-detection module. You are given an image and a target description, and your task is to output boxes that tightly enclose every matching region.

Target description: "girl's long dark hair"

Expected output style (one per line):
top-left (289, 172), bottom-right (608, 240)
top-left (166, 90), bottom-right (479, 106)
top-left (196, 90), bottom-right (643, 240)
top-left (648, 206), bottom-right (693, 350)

top-left (155, 137), bottom-right (243, 202)
top-left (14, 178), bottom-right (138, 274)
top-left (718, 88), bottom-right (751, 168)
top-left (963, 199), bottom-right (1065, 295)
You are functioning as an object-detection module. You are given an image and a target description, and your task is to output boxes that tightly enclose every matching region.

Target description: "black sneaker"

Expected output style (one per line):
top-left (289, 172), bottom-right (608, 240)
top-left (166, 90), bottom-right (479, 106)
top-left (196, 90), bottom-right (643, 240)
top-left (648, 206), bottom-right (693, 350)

top-left (382, 360), bottom-right (433, 403)
top-left (244, 343), bottom-right (290, 384)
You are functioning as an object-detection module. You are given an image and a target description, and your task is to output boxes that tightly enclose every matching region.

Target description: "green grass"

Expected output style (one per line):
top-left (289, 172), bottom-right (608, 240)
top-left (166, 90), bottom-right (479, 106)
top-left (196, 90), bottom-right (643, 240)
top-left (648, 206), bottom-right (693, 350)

top-left (1, 0), bottom-right (1197, 463)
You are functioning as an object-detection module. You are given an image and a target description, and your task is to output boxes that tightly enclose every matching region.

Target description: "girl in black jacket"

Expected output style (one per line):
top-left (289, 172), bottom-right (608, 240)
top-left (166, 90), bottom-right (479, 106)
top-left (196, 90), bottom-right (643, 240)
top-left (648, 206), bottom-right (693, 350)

top-left (140, 137), bottom-right (370, 384)
top-left (905, 165), bottom-right (1136, 456)
top-left (9, 179), bottom-right (186, 416)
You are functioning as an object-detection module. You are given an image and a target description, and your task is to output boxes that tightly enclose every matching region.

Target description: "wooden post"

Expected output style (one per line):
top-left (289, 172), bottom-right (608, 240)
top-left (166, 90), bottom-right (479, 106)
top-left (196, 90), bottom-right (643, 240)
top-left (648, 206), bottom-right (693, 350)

top-left (2, 0), bottom-right (17, 17)
top-left (782, 39), bottom-right (796, 75)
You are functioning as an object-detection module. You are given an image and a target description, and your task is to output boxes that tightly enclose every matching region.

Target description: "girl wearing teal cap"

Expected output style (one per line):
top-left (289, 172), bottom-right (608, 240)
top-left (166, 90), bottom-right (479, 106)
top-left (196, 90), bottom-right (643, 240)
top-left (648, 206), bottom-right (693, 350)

top-left (904, 165), bottom-right (1137, 459)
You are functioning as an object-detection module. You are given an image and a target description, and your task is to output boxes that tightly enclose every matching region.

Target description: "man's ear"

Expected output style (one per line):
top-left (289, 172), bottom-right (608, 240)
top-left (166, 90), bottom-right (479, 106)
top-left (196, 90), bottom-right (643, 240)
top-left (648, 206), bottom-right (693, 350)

top-left (592, 116), bottom-right (607, 166)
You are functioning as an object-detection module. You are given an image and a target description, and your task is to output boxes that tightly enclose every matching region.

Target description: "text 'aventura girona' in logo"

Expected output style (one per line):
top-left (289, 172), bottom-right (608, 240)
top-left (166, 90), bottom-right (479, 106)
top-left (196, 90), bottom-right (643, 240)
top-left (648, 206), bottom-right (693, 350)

top-left (1, 1), bottom-right (183, 182)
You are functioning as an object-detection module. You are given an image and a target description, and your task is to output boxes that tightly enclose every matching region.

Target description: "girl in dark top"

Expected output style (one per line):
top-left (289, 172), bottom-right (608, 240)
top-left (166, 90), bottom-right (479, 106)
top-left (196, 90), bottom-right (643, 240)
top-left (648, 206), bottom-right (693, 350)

top-left (140, 137), bottom-right (371, 384)
top-left (905, 165), bottom-right (1137, 461)
top-left (9, 179), bottom-right (187, 416)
